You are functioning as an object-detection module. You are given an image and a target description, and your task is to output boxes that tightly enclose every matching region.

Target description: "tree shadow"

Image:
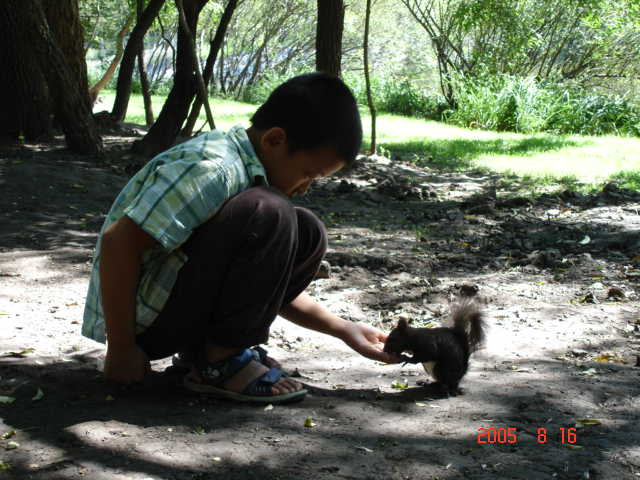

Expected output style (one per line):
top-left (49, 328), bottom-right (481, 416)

top-left (1, 330), bottom-right (638, 480)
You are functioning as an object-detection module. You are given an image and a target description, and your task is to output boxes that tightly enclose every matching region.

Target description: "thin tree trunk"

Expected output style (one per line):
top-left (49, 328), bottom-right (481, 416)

top-left (176, 0), bottom-right (214, 131)
top-left (132, 0), bottom-right (209, 158)
top-left (111, 0), bottom-right (166, 122)
top-left (181, 0), bottom-right (239, 137)
top-left (137, 0), bottom-right (155, 125)
top-left (89, 12), bottom-right (134, 104)
top-left (363, 0), bottom-right (376, 155)
top-left (315, 0), bottom-right (344, 77)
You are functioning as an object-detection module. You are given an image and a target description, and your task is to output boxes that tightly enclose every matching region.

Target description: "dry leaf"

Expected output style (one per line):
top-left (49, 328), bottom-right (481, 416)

top-left (304, 417), bottom-right (316, 428)
top-left (576, 418), bottom-right (602, 426)
top-left (32, 388), bottom-right (44, 402)
top-left (355, 446), bottom-right (374, 453)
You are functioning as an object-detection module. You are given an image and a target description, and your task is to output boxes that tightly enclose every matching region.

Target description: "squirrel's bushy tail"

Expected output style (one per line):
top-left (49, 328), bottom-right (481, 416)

top-left (451, 299), bottom-right (486, 353)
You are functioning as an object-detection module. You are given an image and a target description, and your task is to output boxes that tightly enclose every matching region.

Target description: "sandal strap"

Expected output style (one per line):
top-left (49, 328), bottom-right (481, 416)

top-left (242, 367), bottom-right (285, 397)
top-left (197, 349), bottom-right (255, 386)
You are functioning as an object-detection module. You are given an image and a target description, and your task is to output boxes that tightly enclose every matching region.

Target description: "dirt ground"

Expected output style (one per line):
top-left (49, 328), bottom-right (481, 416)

top-left (1, 132), bottom-right (639, 480)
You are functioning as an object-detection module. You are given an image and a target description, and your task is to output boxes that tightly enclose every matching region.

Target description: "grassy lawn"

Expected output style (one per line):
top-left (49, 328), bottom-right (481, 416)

top-left (98, 91), bottom-right (640, 190)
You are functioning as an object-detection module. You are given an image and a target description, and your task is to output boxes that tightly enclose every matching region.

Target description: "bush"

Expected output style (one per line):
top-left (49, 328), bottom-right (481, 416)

top-left (445, 73), bottom-right (640, 136)
top-left (342, 71), bottom-right (447, 120)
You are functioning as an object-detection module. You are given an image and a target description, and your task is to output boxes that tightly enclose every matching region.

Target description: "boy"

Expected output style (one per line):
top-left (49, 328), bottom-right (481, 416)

top-left (82, 73), bottom-right (399, 404)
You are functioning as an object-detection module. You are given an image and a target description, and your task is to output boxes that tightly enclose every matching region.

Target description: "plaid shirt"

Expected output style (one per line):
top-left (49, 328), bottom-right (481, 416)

top-left (82, 125), bottom-right (268, 343)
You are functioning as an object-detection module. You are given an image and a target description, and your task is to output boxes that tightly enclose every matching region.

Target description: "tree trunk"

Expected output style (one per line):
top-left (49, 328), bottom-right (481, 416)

top-left (111, 0), bottom-right (166, 122)
top-left (363, 0), bottom-right (376, 155)
top-left (0, 3), bottom-right (52, 140)
top-left (315, 0), bottom-right (344, 77)
top-left (42, 0), bottom-right (92, 110)
top-left (132, 0), bottom-right (209, 158)
top-left (176, 0), bottom-right (215, 131)
top-left (89, 12), bottom-right (134, 104)
top-left (137, 0), bottom-right (155, 125)
top-left (181, 0), bottom-right (239, 137)
top-left (0, 0), bottom-right (102, 154)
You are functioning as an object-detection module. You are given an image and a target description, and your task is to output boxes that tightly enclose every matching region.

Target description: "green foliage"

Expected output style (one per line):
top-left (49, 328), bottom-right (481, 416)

top-left (444, 73), bottom-right (640, 136)
top-left (343, 72), bottom-right (447, 120)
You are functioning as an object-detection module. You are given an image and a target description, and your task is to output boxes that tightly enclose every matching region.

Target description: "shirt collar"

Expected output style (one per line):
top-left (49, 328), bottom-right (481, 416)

top-left (226, 125), bottom-right (269, 186)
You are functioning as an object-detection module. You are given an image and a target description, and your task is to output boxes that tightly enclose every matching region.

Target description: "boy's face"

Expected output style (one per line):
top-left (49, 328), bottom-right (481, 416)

top-left (256, 128), bottom-right (346, 198)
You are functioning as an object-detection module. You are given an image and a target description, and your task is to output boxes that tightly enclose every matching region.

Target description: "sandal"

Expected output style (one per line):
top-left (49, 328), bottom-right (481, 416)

top-left (171, 345), bottom-right (278, 372)
top-left (183, 348), bottom-right (306, 404)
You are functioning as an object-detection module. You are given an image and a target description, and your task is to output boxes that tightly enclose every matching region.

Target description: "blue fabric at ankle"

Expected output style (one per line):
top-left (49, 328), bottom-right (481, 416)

top-left (225, 348), bottom-right (254, 374)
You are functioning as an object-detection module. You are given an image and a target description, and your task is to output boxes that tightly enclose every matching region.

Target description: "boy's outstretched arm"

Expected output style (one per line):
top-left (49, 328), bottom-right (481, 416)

top-left (100, 215), bottom-right (159, 384)
top-left (280, 292), bottom-right (401, 363)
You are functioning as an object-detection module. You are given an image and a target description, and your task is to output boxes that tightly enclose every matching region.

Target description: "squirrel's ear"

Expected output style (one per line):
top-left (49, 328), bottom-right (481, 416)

top-left (398, 318), bottom-right (409, 330)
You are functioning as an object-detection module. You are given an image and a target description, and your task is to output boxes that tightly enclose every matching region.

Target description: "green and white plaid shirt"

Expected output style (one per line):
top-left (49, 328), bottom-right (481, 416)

top-left (82, 125), bottom-right (268, 343)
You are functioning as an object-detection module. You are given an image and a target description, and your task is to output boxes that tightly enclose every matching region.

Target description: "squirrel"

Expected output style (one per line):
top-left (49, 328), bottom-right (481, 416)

top-left (383, 300), bottom-right (486, 395)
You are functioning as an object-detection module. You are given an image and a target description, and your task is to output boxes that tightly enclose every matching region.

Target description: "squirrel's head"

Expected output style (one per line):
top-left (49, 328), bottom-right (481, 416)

top-left (383, 317), bottom-right (411, 356)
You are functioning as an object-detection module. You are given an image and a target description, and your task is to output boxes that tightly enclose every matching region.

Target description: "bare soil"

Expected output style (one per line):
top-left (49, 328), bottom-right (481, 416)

top-left (1, 134), bottom-right (639, 480)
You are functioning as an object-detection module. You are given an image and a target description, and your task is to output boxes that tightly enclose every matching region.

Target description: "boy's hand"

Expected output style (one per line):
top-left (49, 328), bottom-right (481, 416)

top-left (339, 322), bottom-right (403, 364)
top-left (104, 343), bottom-right (150, 384)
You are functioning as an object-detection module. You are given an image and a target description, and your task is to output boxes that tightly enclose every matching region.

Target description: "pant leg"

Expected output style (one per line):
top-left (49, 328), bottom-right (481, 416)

top-left (136, 186), bottom-right (327, 360)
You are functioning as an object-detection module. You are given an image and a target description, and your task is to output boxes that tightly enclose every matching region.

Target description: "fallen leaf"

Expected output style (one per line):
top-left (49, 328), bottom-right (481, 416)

top-left (1, 430), bottom-right (16, 440)
top-left (0, 396), bottom-right (16, 404)
top-left (32, 388), bottom-right (44, 401)
top-left (578, 368), bottom-right (598, 376)
top-left (0, 312), bottom-right (9, 316)
top-left (391, 379), bottom-right (409, 390)
top-left (193, 426), bottom-right (206, 435)
top-left (264, 404), bottom-right (274, 411)
top-left (579, 235), bottom-right (591, 245)
top-left (211, 457), bottom-right (222, 462)
top-left (355, 446), bottom-right (374, 453)
top-left (576, 418), bottom-right (602, 427)
top-left (0, 461), bottom-right (10, 470)
top-left (6, 441), bottom-right (19, 450)
top-left (19, 348), bottom-right (35, 355)
top-left (105, 395), bottom-right (115, 401)
top-left (65, 302), bottom-right (78, 307)
top-left (415, 402), bottom-right (428, 407)
top-left (304, 417), bottom-right (317, 428)
top-left (564, 444), bottom-right (584, 450)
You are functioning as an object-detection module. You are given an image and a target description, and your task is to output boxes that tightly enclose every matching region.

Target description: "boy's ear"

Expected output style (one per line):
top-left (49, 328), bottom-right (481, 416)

top-left (261, 127), bottom-right (287, 149)
top-left (398, 318), bottom-right (409, 330)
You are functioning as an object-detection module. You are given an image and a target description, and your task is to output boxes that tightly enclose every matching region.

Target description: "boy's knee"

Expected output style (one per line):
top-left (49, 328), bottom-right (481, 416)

top-left (295, 207), bottom-right (328, 252)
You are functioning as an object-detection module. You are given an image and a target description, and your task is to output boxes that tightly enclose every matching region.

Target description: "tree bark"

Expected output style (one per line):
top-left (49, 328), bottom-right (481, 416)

top-left (132, 0), bottom-right (209, 158)
top-left (137, 0), bottom-right (155, 125)
top-left (363, 0), bottom-right (376, 155)
top-left (181, 0), bottom-right (239, 137)
top-left (315, 0), bottom-right (344, 77)
top-left (111, 0), bottom-right (166, 122)
top-left (0, 0), bottom-right (102, 154)
top-left (176, 0), bottom-right (215, 131)
top-left (89, 12), bottom-right (134, 104)
top-left (42, 0), bottom-right (92, 110)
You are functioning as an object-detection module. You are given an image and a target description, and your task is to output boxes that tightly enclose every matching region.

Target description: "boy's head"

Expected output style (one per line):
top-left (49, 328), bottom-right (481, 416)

top-left (250, 72), bottom-right (363, 165)
top-left (248, 73), bottom-right (362, 197)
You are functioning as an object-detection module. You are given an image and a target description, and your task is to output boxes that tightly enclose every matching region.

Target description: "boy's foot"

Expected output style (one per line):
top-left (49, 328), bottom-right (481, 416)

top-left (172, 345), bottom-right (281, 371)
top-left (183, 348), bottom-right (306, 404)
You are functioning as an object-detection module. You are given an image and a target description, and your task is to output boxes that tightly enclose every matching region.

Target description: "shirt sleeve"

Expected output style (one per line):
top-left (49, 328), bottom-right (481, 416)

top-left (123, 159), bottom-right (232, 251)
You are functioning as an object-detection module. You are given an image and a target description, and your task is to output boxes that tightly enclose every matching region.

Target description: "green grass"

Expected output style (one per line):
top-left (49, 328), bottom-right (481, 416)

top-left (98, 91), bottom-right (640, 190)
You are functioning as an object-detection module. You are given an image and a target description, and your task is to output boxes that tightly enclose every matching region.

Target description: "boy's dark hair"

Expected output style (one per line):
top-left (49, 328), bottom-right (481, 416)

top-left (250, 72), bottom-right (363, 165)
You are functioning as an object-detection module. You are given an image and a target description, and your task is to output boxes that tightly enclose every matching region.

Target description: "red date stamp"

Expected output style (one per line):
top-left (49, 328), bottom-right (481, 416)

top-left (477, 427), bottom-right (577, 444)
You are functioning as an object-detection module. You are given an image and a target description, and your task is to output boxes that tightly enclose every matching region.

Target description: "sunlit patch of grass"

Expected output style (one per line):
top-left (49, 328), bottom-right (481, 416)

top-left (97, 93), bottom-right (640, 191)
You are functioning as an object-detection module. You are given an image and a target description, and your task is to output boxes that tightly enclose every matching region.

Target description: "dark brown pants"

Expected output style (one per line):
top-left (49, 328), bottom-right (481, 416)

top-left (136, 186), bottom-right (327, 360)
